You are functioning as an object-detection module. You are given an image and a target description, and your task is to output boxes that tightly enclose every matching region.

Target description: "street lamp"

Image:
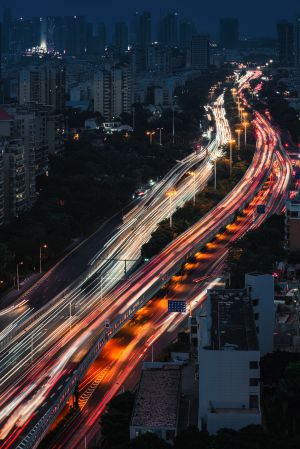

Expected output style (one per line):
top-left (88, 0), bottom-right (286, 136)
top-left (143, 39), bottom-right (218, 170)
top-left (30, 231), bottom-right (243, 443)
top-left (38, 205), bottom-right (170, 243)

top-left (39, 244), bottom-right (48, 274)
top-left (146, 131), bottom-right (155, 145)
top-left (166, 190), bottom-right (176, 229)
top-left (236, 129), bottom-right (241, 157)
top-left (157, 128), bottom-right (164, 146)
top-left (243, 121), bottom-right (249, 146)
top-left (187, 171), bottom-right (197, 206)
top-left (228, 139), bottom-right (236, 176)
top-left (16, 261), bottom-right (24, 290)
top-left (172, 96), bottom-right (177, 145)
top-left (239, 107), bottom-right (244, 122)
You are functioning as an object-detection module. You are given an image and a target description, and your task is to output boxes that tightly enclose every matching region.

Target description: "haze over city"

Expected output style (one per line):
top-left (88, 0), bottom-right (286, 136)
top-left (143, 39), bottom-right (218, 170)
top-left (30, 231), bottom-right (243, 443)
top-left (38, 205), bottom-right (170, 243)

top-left (4, 0), bottom-right (300, 37)
top-left (0, 2), bottom-right (300, 449)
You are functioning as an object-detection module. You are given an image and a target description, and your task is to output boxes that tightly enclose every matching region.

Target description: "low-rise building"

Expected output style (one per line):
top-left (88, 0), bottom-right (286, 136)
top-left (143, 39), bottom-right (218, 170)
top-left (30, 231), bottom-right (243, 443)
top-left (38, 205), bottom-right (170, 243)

top-left (197, 288), bottom-right (261, 434)
top-left (130, 362), bottom-right (181, 443)
top-left (285, 196), bottom-right (300, 251)
top-left (245, 273), bottom-right (275, 356)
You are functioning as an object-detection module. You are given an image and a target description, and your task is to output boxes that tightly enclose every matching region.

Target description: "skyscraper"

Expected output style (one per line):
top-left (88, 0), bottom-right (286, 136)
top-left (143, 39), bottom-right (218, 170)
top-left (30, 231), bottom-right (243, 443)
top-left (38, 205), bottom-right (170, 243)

top-left (296, 16), bottom-right (300, 67)
top-left (179, 20), bottom-right (197, 50)
top-left (64, 16), bottom-right (86, 56)
top-left (2, 7), bottom-right (12, 53)
top-left (219, 18), bottom-right (239, 49)
top-left (191, 35), bottom-right (210, 70)
top-left (114, 22), bottom-right (129, 53)
top-left (158, 10), bottom-right (179, 47)
top-left (277, 21), bottom-right (294, 67)
top-left (136, 12), bottom-right (152, 46)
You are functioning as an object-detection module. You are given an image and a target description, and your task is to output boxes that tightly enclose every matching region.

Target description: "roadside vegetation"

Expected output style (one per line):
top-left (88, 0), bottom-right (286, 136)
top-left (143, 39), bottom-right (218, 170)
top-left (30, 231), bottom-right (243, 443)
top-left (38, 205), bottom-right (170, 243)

top-left (142, 87), bottom-right (255, 260)
top-left (0, 70), bottom-right (229, 295)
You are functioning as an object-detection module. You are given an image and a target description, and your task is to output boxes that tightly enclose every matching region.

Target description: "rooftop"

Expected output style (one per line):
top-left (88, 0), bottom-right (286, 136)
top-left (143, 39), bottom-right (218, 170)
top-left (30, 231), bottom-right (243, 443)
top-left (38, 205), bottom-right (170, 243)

top-left (209, 289), bottom-right (258, 351)
top-left (131, 363), bottom-right (181, 429)
top-left (0, 109), bottom-right (13, 121)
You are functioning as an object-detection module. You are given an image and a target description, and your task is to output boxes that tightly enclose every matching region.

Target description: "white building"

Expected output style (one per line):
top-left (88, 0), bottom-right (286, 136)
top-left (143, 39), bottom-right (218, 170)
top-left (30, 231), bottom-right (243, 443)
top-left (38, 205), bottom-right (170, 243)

top-left (197, 289), bottom-right (261, 434)
top-left (245, 273), bottom-right (275, 356)
top-left (285, 197), bottom-right (300, 251)
top-left (93, 65), bottom-right (133, 120)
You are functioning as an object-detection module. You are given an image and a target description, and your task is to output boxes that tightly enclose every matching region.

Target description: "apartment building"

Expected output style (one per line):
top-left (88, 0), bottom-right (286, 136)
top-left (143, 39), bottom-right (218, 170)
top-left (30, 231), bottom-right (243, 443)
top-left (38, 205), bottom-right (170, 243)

top-left (197, 288), bottom-right (261, 434)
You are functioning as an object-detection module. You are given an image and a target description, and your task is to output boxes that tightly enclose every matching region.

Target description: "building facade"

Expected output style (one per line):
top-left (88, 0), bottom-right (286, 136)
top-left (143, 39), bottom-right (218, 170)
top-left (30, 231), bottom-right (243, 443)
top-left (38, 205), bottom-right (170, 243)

top-left (277, 21), bottom-right (294, 67)
top-left (191, 35), bottom-right (210, 70)
top-left (94, 65), bottom-right (133, 120)
top-left (197, 288), bottom-right (261, 434)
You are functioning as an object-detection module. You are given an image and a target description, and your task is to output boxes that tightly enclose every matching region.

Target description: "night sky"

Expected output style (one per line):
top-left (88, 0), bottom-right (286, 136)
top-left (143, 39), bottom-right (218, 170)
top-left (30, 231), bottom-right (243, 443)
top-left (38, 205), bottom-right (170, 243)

top-left (4, 0), bottom-right (300, 38)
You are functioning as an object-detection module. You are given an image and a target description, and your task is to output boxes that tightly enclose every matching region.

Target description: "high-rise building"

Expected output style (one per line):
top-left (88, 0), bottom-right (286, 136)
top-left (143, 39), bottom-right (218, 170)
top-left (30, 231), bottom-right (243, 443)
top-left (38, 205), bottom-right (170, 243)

top-left (219, 18), bottom-right (239, 49)
top-left (132, 12), bottom-right (152, 46)
top-left (114, 22), bottom-right (129, 54)
top-left (64, 16), bottom-right (86, 56)
top-left (19, 64), bottom-right (66, 110)
top-left (94, 66), bottom-right (133, 120)
top-left (0, 104), bottom-right (64, 211)
top-left (277, 21), bottom-right (294, 66)
top-left (2, 139), bottom-right (27, 221)
top-left (146, 44), bottom-right (172, 73)
top-left (295, 16), bottom-right (300, 67)
top-left (2, 7), bottom-right (12, 53)
top-left (197, 288), bottom-right (261, 434)
top-left (179, 20), bottom-right (197, 50)
top-left (191, 35), bottom-right (210, 70)
top-left (158, 10), bottom-right (179, 47)
top-left (86, 22), bottom-right (106, 55)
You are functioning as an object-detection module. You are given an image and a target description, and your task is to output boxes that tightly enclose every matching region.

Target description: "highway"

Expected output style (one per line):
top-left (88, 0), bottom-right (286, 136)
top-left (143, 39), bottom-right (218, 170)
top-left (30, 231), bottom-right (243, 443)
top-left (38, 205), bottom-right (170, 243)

top-left (0, 92), bottom-right (231, 447)
top-left (46, 123), bottom-right (291, 449)
top-left (0, 72), bottom-right (291, 448)
top-left (0, 93), bottom-right (229, 343)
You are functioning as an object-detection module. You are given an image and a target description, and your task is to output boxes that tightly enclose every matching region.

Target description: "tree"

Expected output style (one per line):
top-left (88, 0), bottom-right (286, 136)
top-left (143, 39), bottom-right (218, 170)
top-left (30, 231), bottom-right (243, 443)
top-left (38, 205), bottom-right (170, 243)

top-left (127, 433), bottom-right (172, 449)
top-left (174, 426), bottom-right (209, 449)
top-left (100, 391), bottom-right (135, 448)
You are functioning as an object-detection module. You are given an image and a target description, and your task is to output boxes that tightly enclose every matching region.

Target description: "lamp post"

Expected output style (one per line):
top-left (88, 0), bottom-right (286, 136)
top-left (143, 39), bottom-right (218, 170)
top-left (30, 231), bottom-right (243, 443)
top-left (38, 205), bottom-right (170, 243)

top-left (214, 159), bottom-right (217, 191)
top-left (243, 121), bottom-right (249, 146)
top-left (16, 261), bottom-right (23, 290)
top-left (239, 107), bottom-right (244, 122)
top-left (146, 131), bottom-right (155, 145)
top-left (236, 129), bottom-right (241, 157)
top-left (229, 139), bottom-right (236, 176)
top-left (187, 171), bottom-right (196, 205)
top-left (157, 128), bottom-right (164, 146)
top-left (39, 244), bottom-right (48, 274)
top-left (166, 190), bottom-right (176, 229)
top-left (172, 96), bottom-right (177, 145)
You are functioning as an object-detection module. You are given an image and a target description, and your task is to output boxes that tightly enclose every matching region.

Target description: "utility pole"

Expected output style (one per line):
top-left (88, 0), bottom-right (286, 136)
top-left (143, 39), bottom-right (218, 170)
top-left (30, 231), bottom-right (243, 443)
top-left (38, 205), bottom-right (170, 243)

top-left (16, 262), bottom-right (23, 291)
top-left (69, 302), bottom-right (72, 332)
top-left (214, 159), bottom-right (217, 191)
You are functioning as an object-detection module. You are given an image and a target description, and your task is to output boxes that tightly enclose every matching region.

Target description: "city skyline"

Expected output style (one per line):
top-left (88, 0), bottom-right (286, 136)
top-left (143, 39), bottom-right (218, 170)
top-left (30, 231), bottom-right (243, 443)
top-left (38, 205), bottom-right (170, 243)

top-left (3, 0), bottom-right (300, 38)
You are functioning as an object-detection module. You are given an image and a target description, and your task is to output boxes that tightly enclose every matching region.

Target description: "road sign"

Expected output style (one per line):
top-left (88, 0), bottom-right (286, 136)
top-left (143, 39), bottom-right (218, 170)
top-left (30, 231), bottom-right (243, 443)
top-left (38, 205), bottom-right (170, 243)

top-left (168, 300), bottom-right (186, 313)
top-left (257, 205), bottom-right (266, 214)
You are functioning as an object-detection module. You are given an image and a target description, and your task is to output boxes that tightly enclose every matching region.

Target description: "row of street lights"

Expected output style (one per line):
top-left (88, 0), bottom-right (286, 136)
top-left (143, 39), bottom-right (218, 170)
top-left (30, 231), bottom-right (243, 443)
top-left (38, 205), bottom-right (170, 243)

top-left (146, 128), bottom-right (164, 146)
top-left (146, 96), bottom-right (177, 146)
top-left (16, 244), bottom-right (48, 291)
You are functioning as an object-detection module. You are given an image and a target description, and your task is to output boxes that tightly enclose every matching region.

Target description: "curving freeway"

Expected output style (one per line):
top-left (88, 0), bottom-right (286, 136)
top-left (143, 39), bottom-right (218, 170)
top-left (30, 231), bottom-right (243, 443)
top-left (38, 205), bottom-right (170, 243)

top-left (0, 73), bottom-right (292, 449)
